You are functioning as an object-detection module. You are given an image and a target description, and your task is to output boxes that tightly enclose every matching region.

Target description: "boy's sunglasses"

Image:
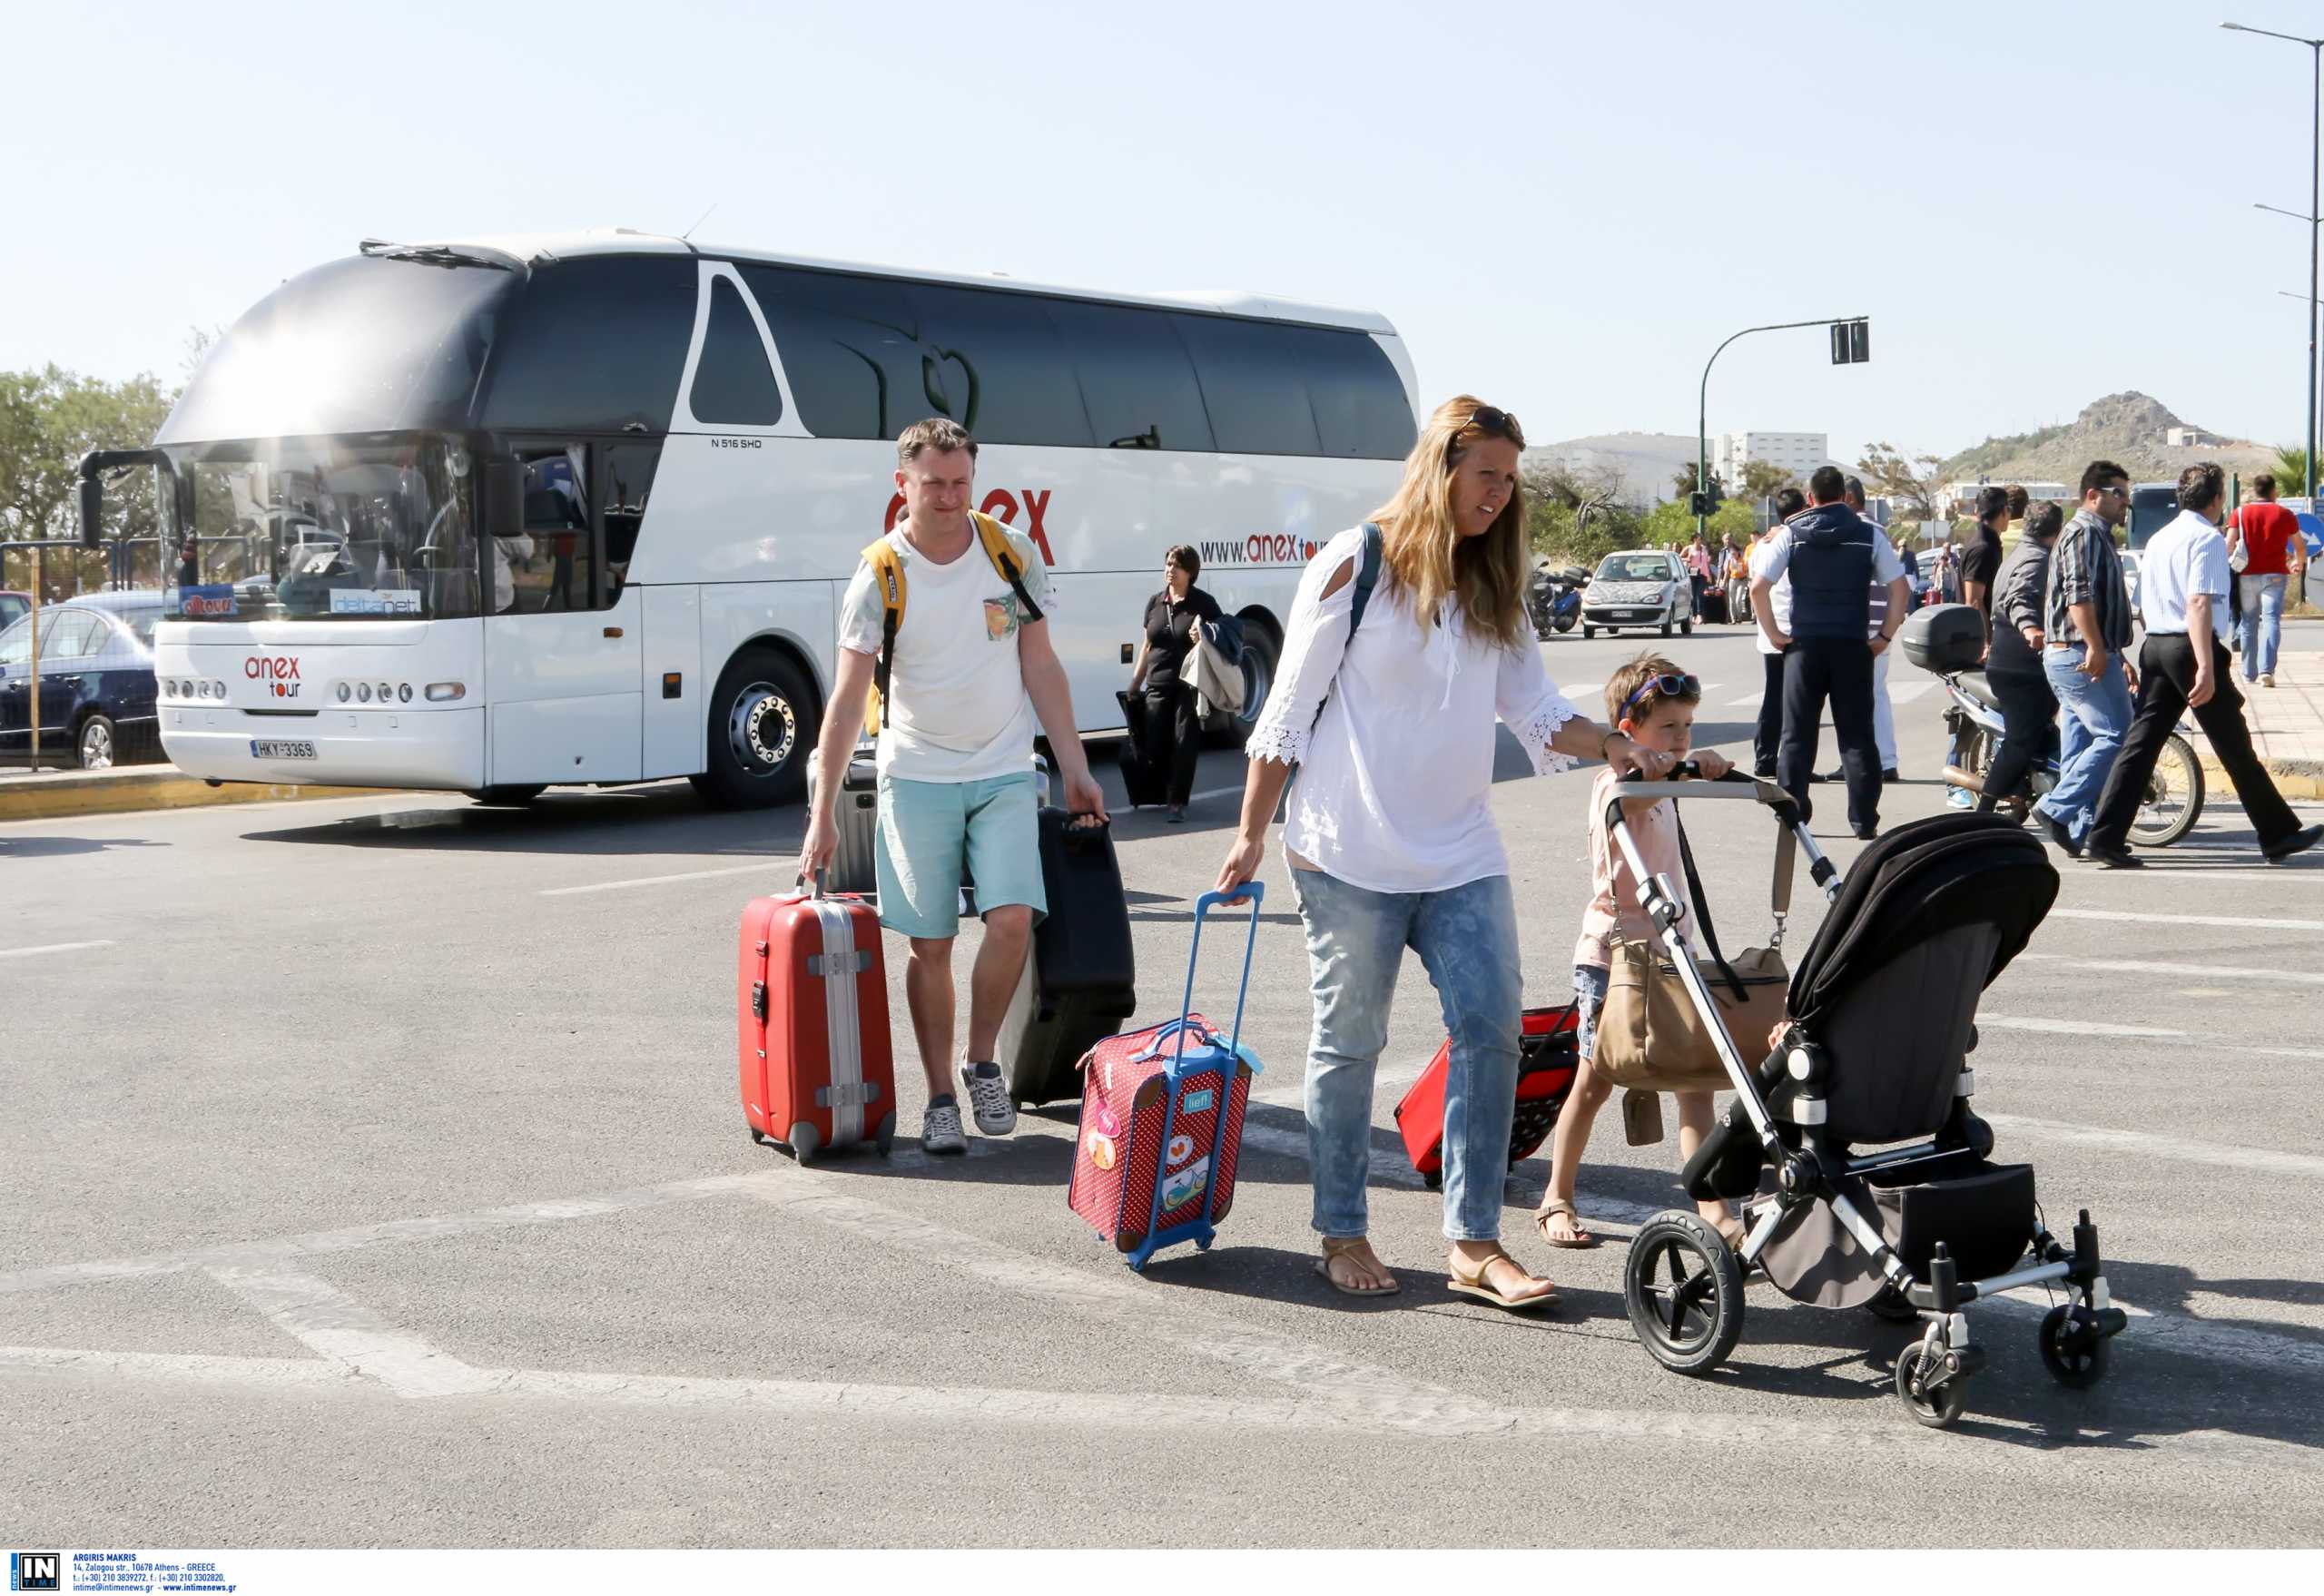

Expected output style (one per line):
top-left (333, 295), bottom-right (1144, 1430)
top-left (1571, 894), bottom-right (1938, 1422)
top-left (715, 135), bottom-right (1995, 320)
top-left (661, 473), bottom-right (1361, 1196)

top-left (1621, 672), bottom-right (1699, 714)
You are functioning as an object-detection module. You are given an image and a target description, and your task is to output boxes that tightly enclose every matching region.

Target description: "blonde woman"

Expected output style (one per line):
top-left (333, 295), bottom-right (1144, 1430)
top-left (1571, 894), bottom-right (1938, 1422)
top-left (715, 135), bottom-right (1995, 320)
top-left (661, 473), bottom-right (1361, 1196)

top-left (1215, 397), bottom-right (1672, 1307)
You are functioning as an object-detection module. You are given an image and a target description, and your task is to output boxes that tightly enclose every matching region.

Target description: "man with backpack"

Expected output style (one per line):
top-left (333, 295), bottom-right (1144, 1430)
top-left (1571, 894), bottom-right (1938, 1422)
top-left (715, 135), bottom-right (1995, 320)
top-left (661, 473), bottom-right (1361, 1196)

top-left (801, 418), bottom-right (1107, 1155)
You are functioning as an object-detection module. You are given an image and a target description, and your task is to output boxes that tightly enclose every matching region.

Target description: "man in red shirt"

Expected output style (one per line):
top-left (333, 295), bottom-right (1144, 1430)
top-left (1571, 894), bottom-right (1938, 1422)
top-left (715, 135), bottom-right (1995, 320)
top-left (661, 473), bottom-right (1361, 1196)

top-left (2227, 474), bottom-right (2308, 687)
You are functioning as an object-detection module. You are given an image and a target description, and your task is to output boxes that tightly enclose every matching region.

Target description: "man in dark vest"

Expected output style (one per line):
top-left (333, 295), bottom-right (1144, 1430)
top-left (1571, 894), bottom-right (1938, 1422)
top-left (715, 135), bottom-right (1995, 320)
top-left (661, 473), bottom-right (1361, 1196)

top-left (1749, 465), bottom-right (1912, 838)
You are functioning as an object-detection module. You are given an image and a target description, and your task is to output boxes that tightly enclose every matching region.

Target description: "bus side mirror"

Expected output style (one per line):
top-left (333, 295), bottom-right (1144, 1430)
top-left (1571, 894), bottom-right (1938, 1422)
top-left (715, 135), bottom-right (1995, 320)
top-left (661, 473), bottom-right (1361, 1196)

top-left (78, 475), bottom-right (103, 548)
top-left (486, 459), bottom-right (526, 540)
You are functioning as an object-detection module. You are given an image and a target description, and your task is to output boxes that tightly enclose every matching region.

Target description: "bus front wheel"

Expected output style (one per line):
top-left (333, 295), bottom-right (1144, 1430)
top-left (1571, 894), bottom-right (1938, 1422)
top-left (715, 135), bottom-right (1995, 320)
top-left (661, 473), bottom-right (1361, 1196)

top-left (694, 648), bottom-right (817, 809)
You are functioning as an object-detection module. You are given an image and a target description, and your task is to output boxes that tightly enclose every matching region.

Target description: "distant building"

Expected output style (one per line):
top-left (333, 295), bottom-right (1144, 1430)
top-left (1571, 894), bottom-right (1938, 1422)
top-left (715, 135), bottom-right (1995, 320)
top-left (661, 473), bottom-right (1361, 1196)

top-left (2165, 426), bottom-right (2221, 448)
top-left (1712, 429), bottom-right (1828, 489)
top-left (1935, 478), bottom-right (2071, 518)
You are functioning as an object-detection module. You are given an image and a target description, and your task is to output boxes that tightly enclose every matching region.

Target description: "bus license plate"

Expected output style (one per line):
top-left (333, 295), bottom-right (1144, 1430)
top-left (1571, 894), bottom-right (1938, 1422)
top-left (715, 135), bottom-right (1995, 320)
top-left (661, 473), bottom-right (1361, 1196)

top-left (251, 740), bottom-right (317, 760)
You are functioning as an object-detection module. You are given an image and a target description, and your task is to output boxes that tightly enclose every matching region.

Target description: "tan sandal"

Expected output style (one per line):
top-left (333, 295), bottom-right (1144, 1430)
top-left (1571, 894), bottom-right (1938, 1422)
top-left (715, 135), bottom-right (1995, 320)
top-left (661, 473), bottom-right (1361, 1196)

top-left (1314, 1236), bottom-right (1400, 1298)
top-left (1447, 1246), bottom-right (1560, 1313)
top-left (1533, 1197), bottom-right (1600, 1250)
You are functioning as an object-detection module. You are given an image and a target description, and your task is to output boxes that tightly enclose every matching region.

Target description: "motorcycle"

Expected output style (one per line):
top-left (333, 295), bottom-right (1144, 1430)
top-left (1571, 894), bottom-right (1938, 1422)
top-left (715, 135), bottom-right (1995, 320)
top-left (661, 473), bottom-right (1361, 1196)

top-left (1935, 669), bottom-right (2203, 848)
top-left (1528, 565), bottom-right (1584, 638)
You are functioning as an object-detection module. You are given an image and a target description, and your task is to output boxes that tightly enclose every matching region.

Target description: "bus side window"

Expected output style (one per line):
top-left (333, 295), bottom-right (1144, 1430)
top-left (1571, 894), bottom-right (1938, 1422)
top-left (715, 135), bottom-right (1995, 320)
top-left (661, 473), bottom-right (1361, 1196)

top-left (601, 444), bottom-right (660, 598)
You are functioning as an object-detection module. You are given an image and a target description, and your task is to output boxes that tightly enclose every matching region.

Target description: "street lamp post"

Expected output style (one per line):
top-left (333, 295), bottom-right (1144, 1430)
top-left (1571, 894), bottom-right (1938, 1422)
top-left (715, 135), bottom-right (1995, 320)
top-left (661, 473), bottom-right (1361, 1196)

top-left (2225, 21), bottom-right (2324, 499)
top-left (1698, 317), bottom-right (1868, 540)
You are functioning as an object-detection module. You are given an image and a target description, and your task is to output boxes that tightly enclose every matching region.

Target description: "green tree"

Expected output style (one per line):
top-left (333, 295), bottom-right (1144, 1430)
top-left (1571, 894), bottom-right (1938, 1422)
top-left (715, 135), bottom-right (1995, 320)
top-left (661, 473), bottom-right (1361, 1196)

top-left (2272, 445), bottom-right (2311, 494)
top-left (1670, 459), bottom-right (1727, 499)
top-left (1855, 440), bottom-right (1942, 518)
top-left (1, 364), bottom-right (177, 595)
top-left (1738, 459), bottom-right (1795, 500)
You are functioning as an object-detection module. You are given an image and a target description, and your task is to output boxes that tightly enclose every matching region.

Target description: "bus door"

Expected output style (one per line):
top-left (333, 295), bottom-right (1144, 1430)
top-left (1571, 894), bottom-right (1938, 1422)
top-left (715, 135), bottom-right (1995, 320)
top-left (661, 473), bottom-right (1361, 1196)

top-left (483, 444), bottom-right (644, 784)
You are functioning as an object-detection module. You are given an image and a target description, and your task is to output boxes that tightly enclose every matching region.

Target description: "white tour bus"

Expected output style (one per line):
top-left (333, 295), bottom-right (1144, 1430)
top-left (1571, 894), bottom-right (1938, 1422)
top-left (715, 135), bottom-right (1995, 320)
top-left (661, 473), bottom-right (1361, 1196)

top-left (124, 230), bottom-right (1418, 806)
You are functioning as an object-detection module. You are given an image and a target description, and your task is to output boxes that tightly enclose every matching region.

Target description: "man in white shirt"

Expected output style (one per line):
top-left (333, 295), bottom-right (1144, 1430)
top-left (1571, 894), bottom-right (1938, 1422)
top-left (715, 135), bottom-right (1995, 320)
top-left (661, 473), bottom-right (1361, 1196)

top-left (1748, 488), bottom-right (1805, 778)
top-left (801, 419), bottom-right (1108, 1153)
top-left (2084, 462), bottom-right (2319, 866)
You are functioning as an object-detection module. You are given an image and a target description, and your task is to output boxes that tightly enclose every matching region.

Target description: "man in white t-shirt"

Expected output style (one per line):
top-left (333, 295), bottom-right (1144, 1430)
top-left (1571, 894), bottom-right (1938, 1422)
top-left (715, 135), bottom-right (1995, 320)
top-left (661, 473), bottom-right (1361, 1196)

top-left (801, 418), bottom-right (1107, 1155)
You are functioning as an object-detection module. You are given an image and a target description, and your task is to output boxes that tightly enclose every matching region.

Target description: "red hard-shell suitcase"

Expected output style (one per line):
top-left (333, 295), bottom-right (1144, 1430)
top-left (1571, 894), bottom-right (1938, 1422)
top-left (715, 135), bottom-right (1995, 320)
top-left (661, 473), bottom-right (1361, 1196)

top-left (1067, 886), bottom-right (1264, 1270)
top-left (738, 880), bottom-right (896, 1162)
top-left (1393, 1004), bottom-right (1580, 1189)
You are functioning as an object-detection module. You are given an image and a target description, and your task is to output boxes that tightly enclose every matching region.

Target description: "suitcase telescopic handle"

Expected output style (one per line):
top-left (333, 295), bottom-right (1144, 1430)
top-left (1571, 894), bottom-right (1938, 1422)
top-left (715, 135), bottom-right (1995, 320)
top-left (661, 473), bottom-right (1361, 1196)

top-left (793, 870), bottom-right (828, 900)
top-left (1174, 884), bottom-right (1265, 1072)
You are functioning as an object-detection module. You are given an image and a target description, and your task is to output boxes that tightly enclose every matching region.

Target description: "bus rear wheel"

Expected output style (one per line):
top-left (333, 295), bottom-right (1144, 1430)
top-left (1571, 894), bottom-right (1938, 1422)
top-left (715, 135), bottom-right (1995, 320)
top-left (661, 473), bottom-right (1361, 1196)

top-left (465, 785), bottom-right (545, 806)
top-left (694, 648), bottom-right (817, 809)
top-left (1201, 618), bottom-right (1280, 748)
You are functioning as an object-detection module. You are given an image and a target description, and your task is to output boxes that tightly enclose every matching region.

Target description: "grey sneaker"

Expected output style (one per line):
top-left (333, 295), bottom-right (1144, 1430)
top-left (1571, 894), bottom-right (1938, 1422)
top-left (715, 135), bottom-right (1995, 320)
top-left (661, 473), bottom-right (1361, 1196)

top-left (958, 1059), bottom-right (1018, 1136)
top-left (921, 1098), bottom-right (967, 1156)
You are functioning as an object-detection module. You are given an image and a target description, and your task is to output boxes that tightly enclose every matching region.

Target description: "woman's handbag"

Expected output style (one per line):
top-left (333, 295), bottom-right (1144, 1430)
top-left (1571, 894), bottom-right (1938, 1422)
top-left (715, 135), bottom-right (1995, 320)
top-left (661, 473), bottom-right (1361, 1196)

top-left (1591, 813), bottom-right (1788, 1098)
top-left (2229, 510), bottom-right (2251, 574)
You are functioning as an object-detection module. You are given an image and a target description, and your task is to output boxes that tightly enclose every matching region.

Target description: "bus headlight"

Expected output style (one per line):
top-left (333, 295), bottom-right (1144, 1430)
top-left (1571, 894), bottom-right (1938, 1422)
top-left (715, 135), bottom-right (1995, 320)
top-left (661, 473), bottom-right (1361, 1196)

top-left (356, 682), bottom-right (372, 703)
top-left (397, 683), bottom-right (413, 704)
top-left (337, 683), bottom-right (351, 704)
top-left (377, 682), bottom-right (391, 703)
top-left (425, 682), bottom-right (465, 703)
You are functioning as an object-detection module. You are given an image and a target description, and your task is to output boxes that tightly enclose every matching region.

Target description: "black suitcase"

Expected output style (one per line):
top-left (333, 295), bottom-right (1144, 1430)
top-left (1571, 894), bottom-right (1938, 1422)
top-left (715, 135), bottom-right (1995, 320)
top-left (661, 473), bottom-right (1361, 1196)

top-left (1115, 690), bottom-right (1169, 809)
top-left (1001, 809), bottom-right (1137, 1105)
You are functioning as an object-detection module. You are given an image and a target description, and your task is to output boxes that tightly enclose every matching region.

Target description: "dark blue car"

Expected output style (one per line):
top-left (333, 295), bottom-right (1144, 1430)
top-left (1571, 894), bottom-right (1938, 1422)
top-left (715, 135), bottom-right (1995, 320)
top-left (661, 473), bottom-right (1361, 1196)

top-left (0, 592), bottom-right (170, 769)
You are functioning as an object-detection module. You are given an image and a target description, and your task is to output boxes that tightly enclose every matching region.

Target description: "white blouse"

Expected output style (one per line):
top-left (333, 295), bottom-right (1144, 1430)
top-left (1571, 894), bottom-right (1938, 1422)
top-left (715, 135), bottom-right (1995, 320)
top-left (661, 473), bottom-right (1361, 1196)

top-left (1246, 527), bottom-right (1583, 894)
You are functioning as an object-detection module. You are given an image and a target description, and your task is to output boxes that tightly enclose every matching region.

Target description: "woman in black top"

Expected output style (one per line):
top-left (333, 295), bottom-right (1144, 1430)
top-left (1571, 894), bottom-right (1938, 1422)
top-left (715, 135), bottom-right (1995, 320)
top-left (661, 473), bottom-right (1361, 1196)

top-left (1128, 544), bottom-right (1223, 821)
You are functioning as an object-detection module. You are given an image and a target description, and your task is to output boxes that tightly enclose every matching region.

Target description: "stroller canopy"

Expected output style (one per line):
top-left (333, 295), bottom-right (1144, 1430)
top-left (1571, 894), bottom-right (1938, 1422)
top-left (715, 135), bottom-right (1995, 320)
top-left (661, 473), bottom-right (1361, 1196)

top-left (1787, 813), bottom-right (2057, 1031)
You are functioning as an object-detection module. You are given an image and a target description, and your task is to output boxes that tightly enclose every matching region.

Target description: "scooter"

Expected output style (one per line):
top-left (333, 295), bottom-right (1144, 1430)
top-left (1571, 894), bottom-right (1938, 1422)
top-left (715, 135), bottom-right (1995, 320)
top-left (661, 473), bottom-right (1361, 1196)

top-left (1935, 670), bottom-right (2203, 848)
top-left (1528, 566), bottom-right (1583, 638)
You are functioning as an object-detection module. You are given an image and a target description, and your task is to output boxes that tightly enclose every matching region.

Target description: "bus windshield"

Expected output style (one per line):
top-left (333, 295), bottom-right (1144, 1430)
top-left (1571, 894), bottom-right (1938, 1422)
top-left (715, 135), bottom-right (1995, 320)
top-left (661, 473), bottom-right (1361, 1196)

top-left (175, 436), bottom-right (480, 621)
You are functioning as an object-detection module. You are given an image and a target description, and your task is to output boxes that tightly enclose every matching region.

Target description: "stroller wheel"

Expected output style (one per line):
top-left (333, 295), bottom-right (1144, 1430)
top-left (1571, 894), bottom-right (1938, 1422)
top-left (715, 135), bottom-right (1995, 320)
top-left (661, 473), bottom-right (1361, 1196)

top-left (1866, 1285), bottom-right (1922, 1324)
top-left (1893, 1341), bottom-right (1968, 1428)
top-left (2036, 1303), bottom-right (2111, 1388)
top-left (1623, 1211), bottom-right (1745, 1375)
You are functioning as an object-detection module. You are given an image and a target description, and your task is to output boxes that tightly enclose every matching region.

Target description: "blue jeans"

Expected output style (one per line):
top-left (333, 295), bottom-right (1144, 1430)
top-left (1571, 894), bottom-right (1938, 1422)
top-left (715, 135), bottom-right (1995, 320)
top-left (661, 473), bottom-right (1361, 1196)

top-left (2036, 645), bottom-right (2133, 843)
top-left (2239, 574), bottom-right (2287, 680)
top-left (1290, 867), bottom-right (1522, 1243)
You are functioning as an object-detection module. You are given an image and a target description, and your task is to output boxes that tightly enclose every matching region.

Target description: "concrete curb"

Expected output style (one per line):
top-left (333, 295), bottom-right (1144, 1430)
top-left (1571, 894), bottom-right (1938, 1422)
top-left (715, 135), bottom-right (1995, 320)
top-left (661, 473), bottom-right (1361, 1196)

top-left (0, 766), bottom-right (387, 823)
top-left (2196, 752), bottom-right (2324, 802)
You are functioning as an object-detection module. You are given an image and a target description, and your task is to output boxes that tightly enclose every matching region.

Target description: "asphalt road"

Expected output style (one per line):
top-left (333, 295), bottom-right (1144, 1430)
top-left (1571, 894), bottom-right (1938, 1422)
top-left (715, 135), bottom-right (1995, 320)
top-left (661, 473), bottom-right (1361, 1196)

top-left (5, 620), bottom-right (2322, 1548)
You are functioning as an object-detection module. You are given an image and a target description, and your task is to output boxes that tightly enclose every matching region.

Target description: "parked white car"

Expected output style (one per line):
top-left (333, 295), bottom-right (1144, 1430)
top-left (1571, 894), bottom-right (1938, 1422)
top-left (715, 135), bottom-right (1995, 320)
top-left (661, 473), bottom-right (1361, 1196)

top-left (1581, 550), bottom-right (1695, 639)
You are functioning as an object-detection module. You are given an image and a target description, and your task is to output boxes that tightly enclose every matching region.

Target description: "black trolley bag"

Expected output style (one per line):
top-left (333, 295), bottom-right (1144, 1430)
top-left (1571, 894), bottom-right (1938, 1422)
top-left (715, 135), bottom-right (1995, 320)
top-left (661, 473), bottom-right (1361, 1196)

top-left (1115, 690), bottom-right (1170, 810)
top-left (1000, 808), bottom-right (1138, 1105)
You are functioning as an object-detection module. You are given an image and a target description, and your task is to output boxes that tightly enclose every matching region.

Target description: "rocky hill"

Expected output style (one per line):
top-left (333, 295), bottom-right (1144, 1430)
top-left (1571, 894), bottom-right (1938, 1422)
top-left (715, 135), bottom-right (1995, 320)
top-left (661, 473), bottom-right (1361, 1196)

top-left (1937, 391), bottom-right (2279, 486)
top-left (1527, 432), bottom-right (1699, 506)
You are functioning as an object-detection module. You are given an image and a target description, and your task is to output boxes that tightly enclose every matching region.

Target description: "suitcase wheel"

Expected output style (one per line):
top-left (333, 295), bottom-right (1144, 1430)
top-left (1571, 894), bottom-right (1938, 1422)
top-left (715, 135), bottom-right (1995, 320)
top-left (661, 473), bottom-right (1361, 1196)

top-left (874, 1111), bottom-right (896, 1156)
top-left (1423, 1170), bottom-right (1443, 1191)
top-left (747, 1124), bottom-right (769, 1148)
top-left (787, 1121), bottom-right (821, 1165)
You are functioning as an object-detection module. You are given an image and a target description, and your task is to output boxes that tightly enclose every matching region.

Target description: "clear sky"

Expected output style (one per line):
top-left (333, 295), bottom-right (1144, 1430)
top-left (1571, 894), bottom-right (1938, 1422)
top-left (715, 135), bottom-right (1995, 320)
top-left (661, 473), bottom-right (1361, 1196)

top-left (10, 0), bottom-right (2324, 468)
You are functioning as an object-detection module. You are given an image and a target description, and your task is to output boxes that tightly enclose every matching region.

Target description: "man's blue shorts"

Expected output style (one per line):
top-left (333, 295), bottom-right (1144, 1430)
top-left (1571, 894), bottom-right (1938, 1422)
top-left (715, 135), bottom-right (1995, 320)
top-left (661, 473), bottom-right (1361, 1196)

top-left (873, 770), bottom-right (1046, 940)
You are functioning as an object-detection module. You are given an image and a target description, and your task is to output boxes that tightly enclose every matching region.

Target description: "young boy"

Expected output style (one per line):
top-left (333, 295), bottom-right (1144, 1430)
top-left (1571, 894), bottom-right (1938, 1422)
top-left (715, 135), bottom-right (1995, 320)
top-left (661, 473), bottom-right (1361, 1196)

top-left (1533, 654), bottom-right (1741, 1250)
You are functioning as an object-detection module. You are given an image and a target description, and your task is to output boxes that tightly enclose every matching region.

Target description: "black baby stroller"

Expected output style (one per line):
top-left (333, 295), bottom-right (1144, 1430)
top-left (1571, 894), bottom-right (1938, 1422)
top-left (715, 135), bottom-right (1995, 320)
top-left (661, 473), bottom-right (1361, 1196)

top-left (1602, 776), bottom-right (2129, 1428)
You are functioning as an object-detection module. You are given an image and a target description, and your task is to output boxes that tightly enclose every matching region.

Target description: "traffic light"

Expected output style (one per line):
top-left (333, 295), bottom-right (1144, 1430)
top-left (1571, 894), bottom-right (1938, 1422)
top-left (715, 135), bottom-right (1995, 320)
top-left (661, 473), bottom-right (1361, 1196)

top-left (1689, 491), bottom-right (1709, 517)
top-left (1831, 319), bottom-right (1870, 364)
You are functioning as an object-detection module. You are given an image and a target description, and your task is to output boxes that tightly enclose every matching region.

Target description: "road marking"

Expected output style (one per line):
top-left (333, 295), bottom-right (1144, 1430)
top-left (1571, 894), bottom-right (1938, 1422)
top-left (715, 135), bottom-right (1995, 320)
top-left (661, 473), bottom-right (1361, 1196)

top-left (2014, 954), bottom-right (2324, 987)
top-left (1727, 693), bottom-right (1762, 708)
top-left (540, 862), bottom-right (782, 897)
top-left (1979, 1113), bottom-right (2324, 1180)
top-left (14, 1344), bottom-right (2304, 1457)
top-left (1187, 783), bottom-right (1246, 804)
top-left (0, 940), bottom-right (115, 960)
top-left (2047, 908), bottom-right (2324, 932)
top-left (1978, 1014), bottom-right (2186, 1039)
top-left (1888, 681), bottom-right (1935, 704)
top-left (205, 1266), bottom-right (499, 1398)
top-left (0, 1170), bottom-right (773, 1296)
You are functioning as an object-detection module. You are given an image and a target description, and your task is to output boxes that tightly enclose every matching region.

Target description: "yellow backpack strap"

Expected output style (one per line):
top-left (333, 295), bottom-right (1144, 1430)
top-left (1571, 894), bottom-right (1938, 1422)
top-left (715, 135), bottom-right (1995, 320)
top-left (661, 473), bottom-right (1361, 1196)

top-left (970, 511), bottom-right (1045, 623)
top-left (862, 538), bottom-right (906, 736)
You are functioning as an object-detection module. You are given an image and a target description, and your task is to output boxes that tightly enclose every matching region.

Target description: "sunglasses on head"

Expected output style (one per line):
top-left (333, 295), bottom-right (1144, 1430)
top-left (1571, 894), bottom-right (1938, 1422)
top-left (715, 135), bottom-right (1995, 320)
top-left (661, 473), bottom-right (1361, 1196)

top-left (1621, 672), bottom-right (1699, 714)
top-left (1447, 405), bottom-right (1525, 453)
